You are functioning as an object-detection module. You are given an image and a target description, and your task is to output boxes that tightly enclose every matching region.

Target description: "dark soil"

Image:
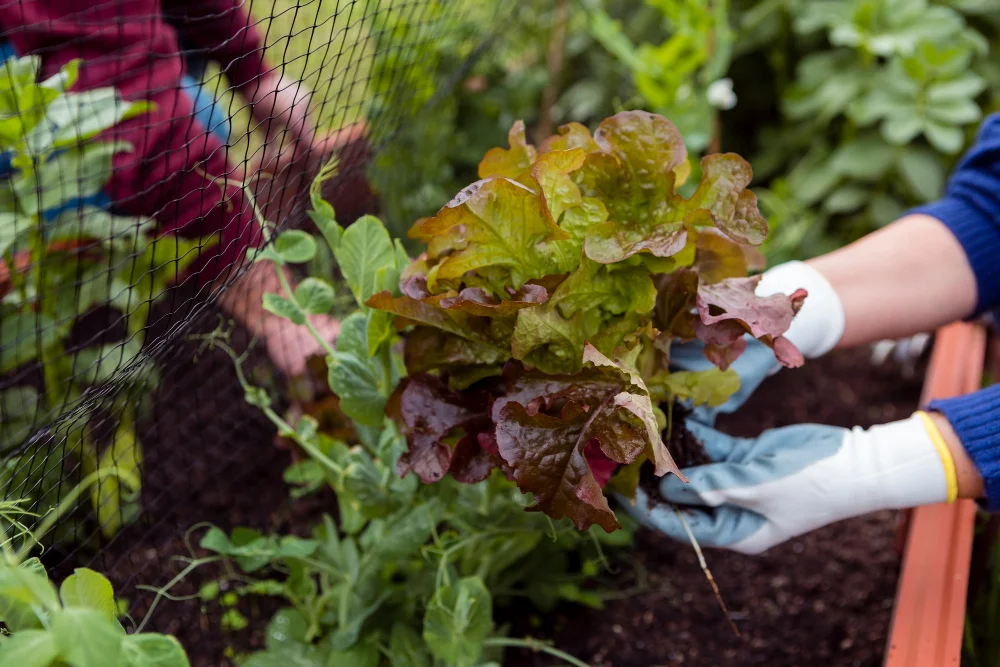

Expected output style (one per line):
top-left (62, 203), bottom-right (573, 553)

top-left (508, 346), bottom-right (926, 667)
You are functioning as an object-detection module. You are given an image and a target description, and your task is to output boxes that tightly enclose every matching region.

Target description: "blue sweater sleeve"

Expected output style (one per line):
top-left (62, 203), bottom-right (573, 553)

top-left (912, 113), bottom-right (1000, 509)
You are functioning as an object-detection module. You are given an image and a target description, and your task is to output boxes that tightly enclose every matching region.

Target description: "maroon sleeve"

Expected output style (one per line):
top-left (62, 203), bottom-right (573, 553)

top-left (0, 0), bottom-right (263, 284)
top-left (161, 0), bottom-right (271, 95)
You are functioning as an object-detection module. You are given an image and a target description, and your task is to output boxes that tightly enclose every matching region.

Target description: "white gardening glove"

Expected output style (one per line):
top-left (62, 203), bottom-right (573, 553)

top-left (627, 412), bottom-right (957, 554)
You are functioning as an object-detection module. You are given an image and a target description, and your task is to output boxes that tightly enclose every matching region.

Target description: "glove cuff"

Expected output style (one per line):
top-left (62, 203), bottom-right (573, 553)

top-left (756, 261), bottom-right (845, 359)
top-left (848, 414), bottom-right (950, 510)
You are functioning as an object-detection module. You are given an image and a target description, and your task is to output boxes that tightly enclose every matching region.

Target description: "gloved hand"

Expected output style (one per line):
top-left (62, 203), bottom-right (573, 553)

top-left (621, 261), bottom-right (952, 554)
top-left (627, 413), bottom-right (956, 554)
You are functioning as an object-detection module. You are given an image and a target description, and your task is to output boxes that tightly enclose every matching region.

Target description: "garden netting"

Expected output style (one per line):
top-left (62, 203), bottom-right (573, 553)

top-left (0, 0), bottom-right (508, 634)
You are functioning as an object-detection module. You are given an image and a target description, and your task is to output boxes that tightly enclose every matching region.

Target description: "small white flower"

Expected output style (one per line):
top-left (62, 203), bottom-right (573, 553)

top-left (706, 78), bottom-right (737, 110)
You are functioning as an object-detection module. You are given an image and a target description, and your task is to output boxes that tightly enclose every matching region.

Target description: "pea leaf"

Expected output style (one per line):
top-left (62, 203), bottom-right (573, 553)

top-left (273, 230), bottom-right (317, 264)
top-left (262, 293), bottom-right (305, 325)
top-left (423, 577), bottom-right (493, 667)
top-left (120, 634), bottom-right (190, 667)
top-left (59, 569), bottom-right (116, 621)
top-left (0, 629), bottom-right (59, 667)
top-left (294, 277), bottom-right (335, 315)
top-left (335, 215), bottom-right (397, 306)
top-left (51, 608), bottom-right (124, 667)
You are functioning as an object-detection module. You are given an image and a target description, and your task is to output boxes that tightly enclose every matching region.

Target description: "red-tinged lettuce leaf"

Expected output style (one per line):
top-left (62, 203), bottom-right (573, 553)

top-left (694, 229), bottom-right (750, 284)
top-left (577, 112), bottom-right (767, 265)
top-left (531, 148), bottom-right (587, 223)
top-left (388, 375), bottom-right (495, 484)
top-left (402, 326), bottom-right (509, 377)
top-left (548, 258), bottom-right (657, 319)
top-left (408, 177), bottom-right (568, 288)
top-left (587, 440), bottom-right (618, 489)
top-left (539, 121), bottom-right (600, 154)
top-left (494, 345), bottom-right (681, 530)
top-left (496, 401), bottom-right (621, 532)
top-left (494, 344), bottom-right (681, 478)
top-left (478, 119), bottom-right (537, 181)
top-left (438, 284), bottom-right (548, 316)
top-left (653, 269), bottom-right (699, 341)
top-left (695, 276), bottom-right (807, 369)
top-left (366, 291), bottom-right (477, 339)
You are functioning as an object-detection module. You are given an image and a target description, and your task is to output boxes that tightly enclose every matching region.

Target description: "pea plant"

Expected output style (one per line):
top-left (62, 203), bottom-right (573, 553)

top-left (0, 56), bottom-right (199, 537)
top-left (0, 470), bottom-right (190, 667)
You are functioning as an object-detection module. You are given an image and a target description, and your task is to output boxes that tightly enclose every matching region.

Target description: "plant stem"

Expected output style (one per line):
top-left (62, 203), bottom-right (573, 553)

top-left (483, 637), bottom-right (591, 667)
top-left (134, 556), bottom-right (221, 633)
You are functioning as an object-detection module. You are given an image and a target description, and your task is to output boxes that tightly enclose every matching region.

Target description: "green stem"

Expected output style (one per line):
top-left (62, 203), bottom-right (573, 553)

top-left (482, 638), bottom-right (591, 667)
top-left (134, 556), bottom-right (221, 633)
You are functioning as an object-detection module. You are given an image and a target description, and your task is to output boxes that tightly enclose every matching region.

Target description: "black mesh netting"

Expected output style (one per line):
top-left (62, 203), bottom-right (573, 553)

top-left (0, 0), bottom-right (508, 654)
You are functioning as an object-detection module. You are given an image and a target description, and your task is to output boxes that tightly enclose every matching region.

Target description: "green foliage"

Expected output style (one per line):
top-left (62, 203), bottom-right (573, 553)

top-left (217, 172), bottom-right (629, 665)
top-left (370, 111), bottom-right (800, 531)
top-left (566, 0), bottom-right (1000, 261)
top-left (0, 55), bottom-right (196, 539)
top-left (0, 562), bottom-right (190, 666)
top-left (367, 1), bottom-right (632, 237)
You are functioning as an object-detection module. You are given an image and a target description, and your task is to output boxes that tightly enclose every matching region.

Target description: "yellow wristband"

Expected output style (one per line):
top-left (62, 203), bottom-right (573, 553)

top-left (916, 411), bottom-right (959, 503)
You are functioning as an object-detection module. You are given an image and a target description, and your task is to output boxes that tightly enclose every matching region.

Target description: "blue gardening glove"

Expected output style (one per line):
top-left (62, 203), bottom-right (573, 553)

top-left (626, 415), bottom-right (956, 554)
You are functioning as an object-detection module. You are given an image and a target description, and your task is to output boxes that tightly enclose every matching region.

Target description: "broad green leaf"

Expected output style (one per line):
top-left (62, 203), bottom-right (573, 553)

top-left (0, 559), bottom-right (60, 626)
top-left (335, 214), bottom-right (399, 306)
top-left (0, 386), bottom-right (38, 451)
top-left (293, 277), bottom-right (335, 315)
top-left (423, 577), bottom-right (492, 667)
top-left (327, 351), bottom-right (385, 426)
top-left (14, 141), bottom-right (127, 216)
top-left (0, 211), bottom-right (30, 255)
top-left (0, 629), bottom-right (58, 667)
top-left (51, 608), bottom-right (124, 666)
top-left (262, 293), bottom-right (305, 325)
top-left (273, 230), bottom-right (317, 264)
top-left (264, 609), bottom-right (309, 651)
top-left (328, 639), bottom-right (380, 667)
top-left (822, 185), bottom-right (868, 214)
top-left (898, 147), bottom-right (945, 200)
top-left (0, 312), bottom-right (58, 373)
top-left (120, 634), bottom-right (190, 667)
top-left (923, 119), bottom-right (966, 154)
top-left (59, 569), bottom-right (116, 621)
top-left (653, 368), bottom-right (741, 407)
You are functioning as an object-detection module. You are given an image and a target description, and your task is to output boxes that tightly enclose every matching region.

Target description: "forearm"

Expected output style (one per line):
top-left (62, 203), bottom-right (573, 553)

top-left (806, 214), bottom-right (978, 348)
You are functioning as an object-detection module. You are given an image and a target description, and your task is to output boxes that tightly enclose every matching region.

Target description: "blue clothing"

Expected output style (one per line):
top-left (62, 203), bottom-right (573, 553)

top-left (911, 113), bottom-right (1000, 509)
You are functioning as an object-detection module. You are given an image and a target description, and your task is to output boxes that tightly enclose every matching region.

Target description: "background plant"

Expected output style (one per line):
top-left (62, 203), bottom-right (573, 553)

top-left (0, 471), bottom-right (190, 667)
top-left (0, 55), bottom-right (200, 539)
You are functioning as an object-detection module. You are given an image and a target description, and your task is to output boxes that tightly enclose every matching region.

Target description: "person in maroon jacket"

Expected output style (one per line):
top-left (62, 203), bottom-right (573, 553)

top-left (0, 0), bottom-right (359, 375)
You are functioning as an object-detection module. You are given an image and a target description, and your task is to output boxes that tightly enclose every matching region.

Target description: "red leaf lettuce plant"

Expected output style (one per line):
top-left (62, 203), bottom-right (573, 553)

top-left (368, 111), bottom-right (805, 533)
